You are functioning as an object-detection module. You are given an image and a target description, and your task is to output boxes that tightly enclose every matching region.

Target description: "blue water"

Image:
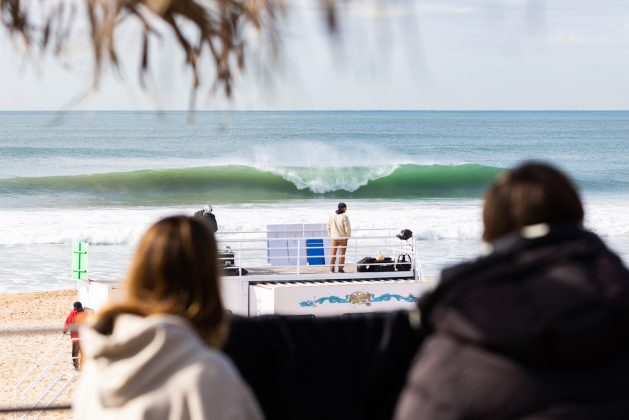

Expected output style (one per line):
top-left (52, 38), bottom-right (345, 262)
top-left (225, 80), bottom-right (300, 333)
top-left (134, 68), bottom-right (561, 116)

top-left (1, 111), bottom-right (629, 190)
top-left (1, 111), bottom-right (628, 291)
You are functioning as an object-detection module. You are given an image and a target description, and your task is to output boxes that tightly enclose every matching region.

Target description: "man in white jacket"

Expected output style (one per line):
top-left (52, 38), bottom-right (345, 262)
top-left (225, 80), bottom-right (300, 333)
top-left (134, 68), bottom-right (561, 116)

top-left (327, 202), bottom-right (351, 273)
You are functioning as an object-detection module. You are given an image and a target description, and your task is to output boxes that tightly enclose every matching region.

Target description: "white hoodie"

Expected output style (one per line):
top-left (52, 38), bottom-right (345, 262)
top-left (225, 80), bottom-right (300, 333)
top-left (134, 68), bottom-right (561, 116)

top-left (74, 314), bottom-right (263, 420)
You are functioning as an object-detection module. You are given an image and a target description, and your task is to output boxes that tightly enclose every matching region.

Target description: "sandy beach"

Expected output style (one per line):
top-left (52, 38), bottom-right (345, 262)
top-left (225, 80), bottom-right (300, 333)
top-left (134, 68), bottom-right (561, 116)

top-left (0, 289), bottom-right (78, 419)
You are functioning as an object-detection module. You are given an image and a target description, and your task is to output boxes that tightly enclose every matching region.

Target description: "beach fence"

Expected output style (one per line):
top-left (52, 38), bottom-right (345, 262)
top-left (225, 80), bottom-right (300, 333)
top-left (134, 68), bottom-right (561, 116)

top-left (8, 328), bottom-right (77, 419)
top-left (0, 242), bottom-right (89, 419)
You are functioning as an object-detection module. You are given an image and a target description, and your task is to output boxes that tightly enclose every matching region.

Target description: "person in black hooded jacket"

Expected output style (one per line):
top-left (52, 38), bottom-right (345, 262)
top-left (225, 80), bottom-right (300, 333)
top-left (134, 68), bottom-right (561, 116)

top-left (395, 162), bottom-right (629, 420)
top-left (194, 204), bottom-right (218, 233)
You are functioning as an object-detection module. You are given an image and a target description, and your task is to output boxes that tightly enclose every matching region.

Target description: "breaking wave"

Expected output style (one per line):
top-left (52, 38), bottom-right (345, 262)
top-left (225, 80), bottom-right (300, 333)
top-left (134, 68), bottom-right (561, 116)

top-left (0, 164), bottom-right (503, 206)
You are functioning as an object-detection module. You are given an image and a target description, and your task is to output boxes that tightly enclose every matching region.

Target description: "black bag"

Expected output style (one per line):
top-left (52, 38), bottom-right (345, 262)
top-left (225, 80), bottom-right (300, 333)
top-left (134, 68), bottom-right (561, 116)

top-left (219, 249), bottom-right (235, 266)
top-left (395, 254), bottom-right (412, 271)
top-left (357, 257), bottom-right (377, 272)
top-left (224, 267), bottom-right (248, 276)
top-left (375, 257), bottom-right (395, 272)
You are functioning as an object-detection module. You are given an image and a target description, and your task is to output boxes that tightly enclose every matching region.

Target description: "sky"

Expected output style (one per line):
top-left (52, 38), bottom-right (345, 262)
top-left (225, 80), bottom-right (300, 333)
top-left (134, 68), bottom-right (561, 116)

top-left (1, 0), bottom-right (629, 110)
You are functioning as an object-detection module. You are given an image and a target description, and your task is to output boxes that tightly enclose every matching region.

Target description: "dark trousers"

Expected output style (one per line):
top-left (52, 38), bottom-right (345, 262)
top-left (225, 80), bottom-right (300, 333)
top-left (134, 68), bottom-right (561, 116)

top-left (71, 341), bottom-right (80, 370)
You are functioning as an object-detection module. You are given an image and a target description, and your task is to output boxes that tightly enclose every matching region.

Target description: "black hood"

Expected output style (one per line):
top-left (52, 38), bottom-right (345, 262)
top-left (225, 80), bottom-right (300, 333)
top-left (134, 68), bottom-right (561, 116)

top-left (421, 224), bottom-right (629, 368)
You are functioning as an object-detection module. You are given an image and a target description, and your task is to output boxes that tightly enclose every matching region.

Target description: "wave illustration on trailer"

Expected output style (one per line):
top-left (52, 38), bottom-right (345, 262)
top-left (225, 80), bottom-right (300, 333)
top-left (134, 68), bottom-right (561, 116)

top-left (0, 164), bottom-right (503, 206)
top-left (299, 292), bottom-right (419, 307)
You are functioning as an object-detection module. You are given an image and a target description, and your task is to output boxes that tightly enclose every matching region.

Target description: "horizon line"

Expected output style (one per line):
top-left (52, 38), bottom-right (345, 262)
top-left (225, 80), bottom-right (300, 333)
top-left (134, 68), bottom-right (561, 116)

top-left (1, 108), bottom-right (629, 112)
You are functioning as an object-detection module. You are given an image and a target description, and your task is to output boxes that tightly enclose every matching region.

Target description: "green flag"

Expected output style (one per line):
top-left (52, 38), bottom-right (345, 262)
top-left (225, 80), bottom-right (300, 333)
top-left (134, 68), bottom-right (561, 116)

top-left (71, 242), bottom-right (89, 280)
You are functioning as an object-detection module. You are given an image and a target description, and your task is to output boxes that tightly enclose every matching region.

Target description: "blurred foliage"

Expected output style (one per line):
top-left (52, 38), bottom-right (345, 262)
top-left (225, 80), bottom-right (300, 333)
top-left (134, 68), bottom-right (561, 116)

top-left (0, 0), bottom-right (338, 104)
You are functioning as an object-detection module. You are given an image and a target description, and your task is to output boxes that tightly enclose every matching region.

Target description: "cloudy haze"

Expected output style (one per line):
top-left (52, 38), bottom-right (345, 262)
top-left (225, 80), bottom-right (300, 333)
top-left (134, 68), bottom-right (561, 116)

top-left (1, 0), bottom-right (628, 110)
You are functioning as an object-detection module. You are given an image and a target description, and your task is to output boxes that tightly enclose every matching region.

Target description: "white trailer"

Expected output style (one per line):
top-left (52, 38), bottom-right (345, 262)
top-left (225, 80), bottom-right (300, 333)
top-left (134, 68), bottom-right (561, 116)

top-left (81, 226), bottom-right (435, 316)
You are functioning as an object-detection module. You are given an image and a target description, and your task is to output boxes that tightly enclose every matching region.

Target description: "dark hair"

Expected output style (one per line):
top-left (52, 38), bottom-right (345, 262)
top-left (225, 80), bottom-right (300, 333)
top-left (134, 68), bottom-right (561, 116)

top-left (336, 202), bottom-right (347, 214)
top-left (482, 162), bottom-right (584, 242)
top-left (396, 229), bottom-right (413, 241)
top-left (97, 216), bottom-right (226, 347)
top-left (73, 301), bottom-right (84, 311)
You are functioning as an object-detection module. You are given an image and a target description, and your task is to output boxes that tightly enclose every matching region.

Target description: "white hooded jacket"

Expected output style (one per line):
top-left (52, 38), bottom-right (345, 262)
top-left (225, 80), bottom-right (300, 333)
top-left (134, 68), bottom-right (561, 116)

top-left (74, 314), bottom-right (263, 420)
top-left (327, 213), bottom-right (351, 240)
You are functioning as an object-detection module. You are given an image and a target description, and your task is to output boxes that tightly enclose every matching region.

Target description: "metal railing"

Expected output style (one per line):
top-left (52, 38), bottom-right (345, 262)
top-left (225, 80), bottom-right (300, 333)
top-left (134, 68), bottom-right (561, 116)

top-left (215, 227), bottom-right (425, 280)
top-left (11, 328), bottom-right (78, 418)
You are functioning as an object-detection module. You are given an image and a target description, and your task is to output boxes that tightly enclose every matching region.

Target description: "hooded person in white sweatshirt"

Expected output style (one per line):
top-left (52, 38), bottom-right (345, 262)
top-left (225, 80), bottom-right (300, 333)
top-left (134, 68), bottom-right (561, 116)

top-left (73, 216), bottom-right (263, 420)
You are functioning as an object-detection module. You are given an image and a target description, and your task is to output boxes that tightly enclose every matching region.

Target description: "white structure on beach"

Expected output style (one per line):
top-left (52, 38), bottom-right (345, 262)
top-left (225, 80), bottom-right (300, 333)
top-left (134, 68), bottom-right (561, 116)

top-left (79, 226), bottom-right (434, 317)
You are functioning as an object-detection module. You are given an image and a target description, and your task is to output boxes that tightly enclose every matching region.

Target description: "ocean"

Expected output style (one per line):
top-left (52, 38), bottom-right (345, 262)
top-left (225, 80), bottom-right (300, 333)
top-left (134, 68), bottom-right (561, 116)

top-left (1, 110), bottom-right (628, 292)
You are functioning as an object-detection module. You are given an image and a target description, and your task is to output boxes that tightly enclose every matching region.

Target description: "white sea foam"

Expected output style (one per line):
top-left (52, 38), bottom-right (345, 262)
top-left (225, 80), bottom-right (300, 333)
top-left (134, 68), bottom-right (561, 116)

top-left (266, 166), bottom-right (399, 193)
top-left (2, 197), bottom-right (629, 292)
top-left (249, 141), bottom-right (422, 193)
top-left (1, 196), bottom-right (627, 247)
top-left (251, 141), bottom-right (419, 169)
top-left (0, 201), bottom-right (480, 246)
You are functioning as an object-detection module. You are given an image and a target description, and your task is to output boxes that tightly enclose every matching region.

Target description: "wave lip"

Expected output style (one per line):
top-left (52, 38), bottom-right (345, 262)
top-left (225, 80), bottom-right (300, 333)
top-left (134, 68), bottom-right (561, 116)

top-left (263, 165), bottom-right (399, 194)
top-left (0, 164), bottom-right (503, 206)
